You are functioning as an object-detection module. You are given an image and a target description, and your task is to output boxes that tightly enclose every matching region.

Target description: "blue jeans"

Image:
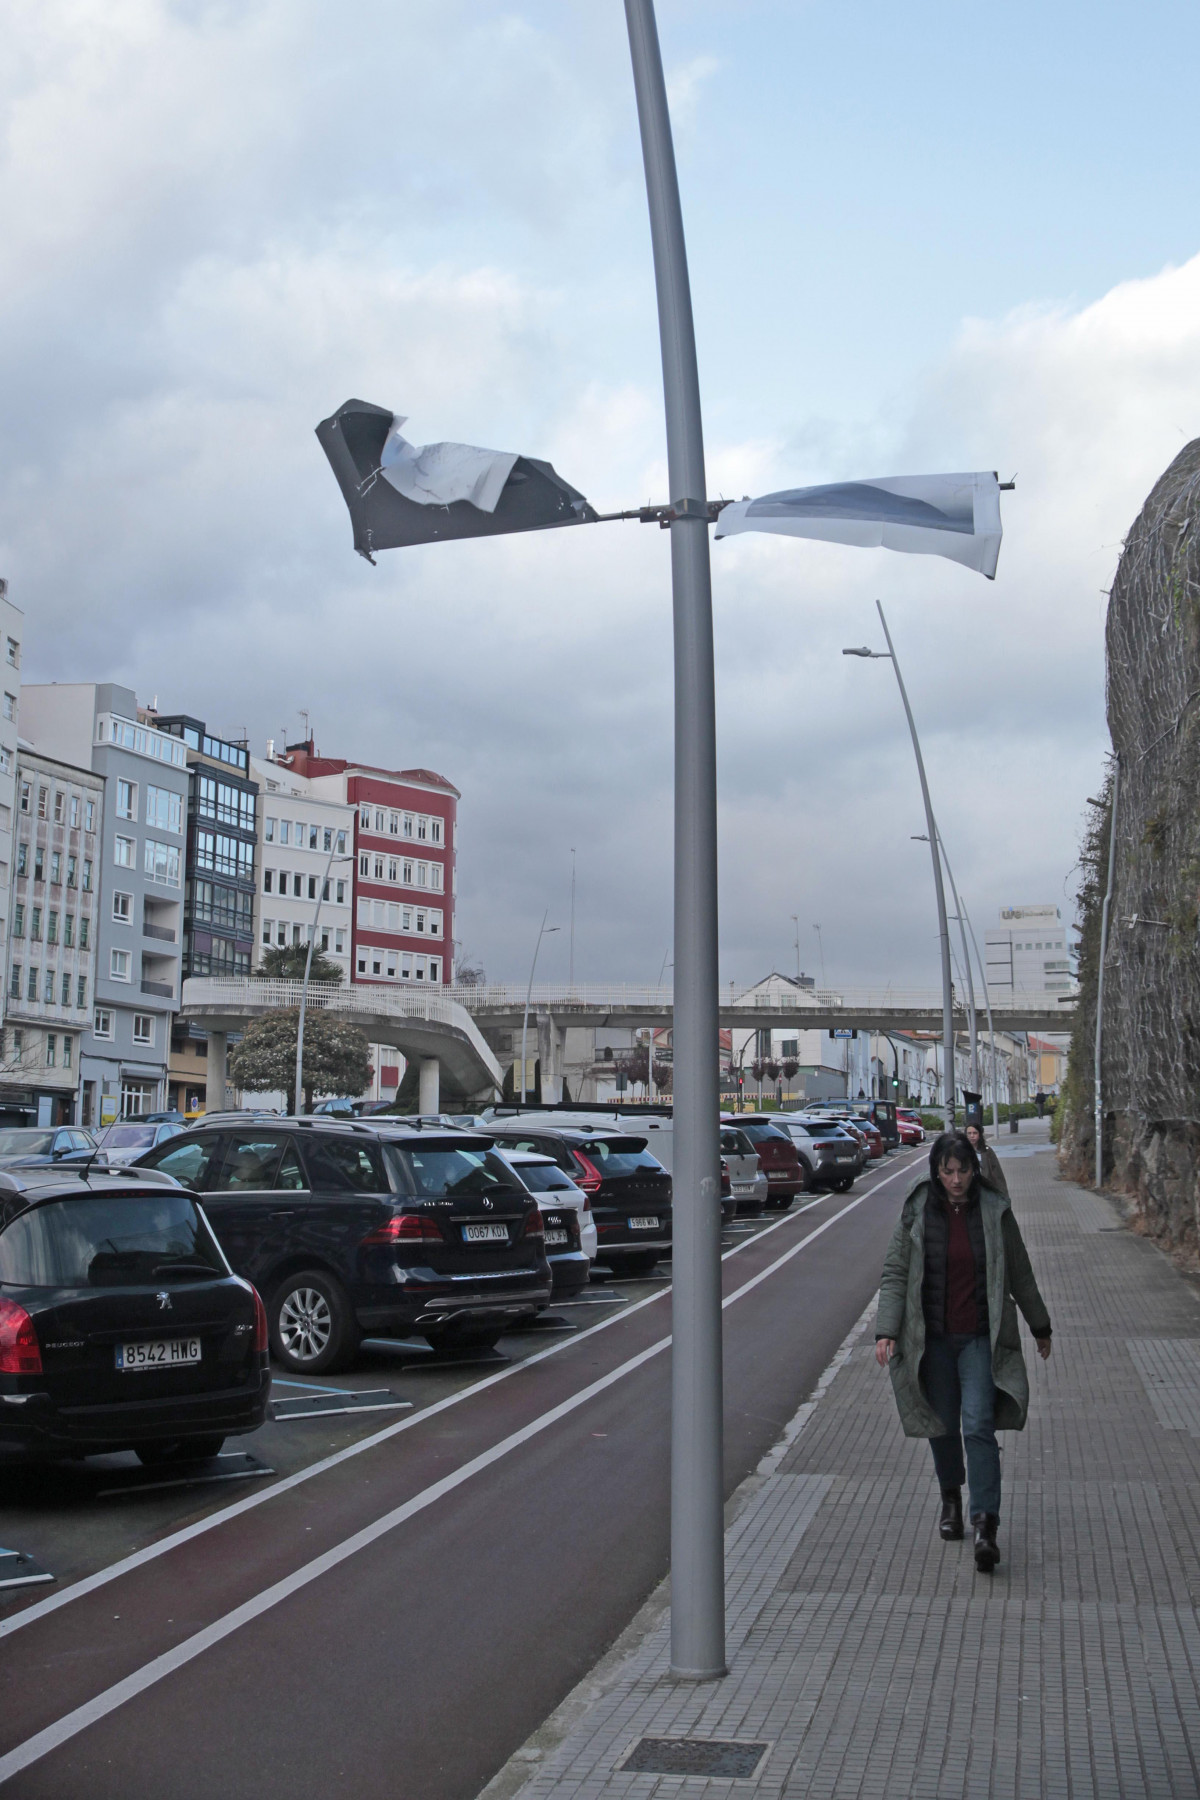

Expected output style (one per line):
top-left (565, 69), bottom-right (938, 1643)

top-left (921, 1332), bottom-right (1001, 1517)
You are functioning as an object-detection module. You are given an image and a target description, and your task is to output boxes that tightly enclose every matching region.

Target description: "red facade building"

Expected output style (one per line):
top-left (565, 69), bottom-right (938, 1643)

top-left (270, 741), bottom-right (458, 987)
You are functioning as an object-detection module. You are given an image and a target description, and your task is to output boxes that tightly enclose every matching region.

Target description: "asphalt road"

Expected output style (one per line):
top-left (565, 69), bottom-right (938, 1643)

top-left (0, 1145), bottom-right (924, 1800)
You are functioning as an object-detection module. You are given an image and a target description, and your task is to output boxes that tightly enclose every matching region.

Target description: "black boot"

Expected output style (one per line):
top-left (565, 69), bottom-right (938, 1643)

top-left (938, 1487), bottom-right (964, 1540)
top-left (971, 1512), bottom-right (1000, 1572)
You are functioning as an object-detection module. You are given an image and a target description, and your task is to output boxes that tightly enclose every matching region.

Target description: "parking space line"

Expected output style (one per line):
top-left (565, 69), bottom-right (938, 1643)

top-left (0, 1149), bottom-right (921, 1647)
top-left (0, 1160), bottom-right (917, 1786)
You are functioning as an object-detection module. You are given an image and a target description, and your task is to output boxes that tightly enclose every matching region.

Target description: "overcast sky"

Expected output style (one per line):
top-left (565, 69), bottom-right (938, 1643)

top-left (3, 0), bottom-right (1199, 990)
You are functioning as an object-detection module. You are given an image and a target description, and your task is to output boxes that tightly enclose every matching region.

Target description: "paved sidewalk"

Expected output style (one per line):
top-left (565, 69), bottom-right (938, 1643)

top-left (494, 1146), bottom-right (1200, 1799)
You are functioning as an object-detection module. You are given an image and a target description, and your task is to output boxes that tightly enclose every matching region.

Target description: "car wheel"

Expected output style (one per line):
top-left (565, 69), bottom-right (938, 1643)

top-left (135, 1434), bottom-right (225, 1466)
top-left (834, 1176), bottom-right (855, 1193)
top-left (797, 1160), bottom-right (814, 1194)
top-left (620, 1252), bottom-right (663, 1278)
top-left (270, 1270), bottom-right (362, 1373)
top-left (766, 1191), bottom-right (794, 1211)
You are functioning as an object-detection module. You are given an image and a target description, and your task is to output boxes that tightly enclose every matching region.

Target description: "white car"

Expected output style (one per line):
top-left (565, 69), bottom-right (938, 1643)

top-left (496, 1149), bottom-right (597, 1293)
top-left (95, 1120), bottom-right (185, 1167)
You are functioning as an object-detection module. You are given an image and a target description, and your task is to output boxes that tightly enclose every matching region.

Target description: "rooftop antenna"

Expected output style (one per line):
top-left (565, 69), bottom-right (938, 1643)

top-left (299, 708), bottom-right (310, 744)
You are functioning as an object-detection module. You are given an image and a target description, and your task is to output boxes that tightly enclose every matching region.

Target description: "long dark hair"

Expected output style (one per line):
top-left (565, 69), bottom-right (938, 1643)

top-left (929, 1130), bottom-right (980, 1188)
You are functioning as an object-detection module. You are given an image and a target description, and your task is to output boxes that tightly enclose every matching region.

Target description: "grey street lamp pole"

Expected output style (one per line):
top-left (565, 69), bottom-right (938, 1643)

top-left (294, 847), bottom-right (353, 1114)
top-left (956, 884), bottom-right (1001, 1135)
top-left (924, 831), bottom-right (979, 1097)
top-left (1093, 757), bottom-right (1121, 1189)
top-left (625, 0), bottom-right (725, 1680)
top-left (520, 913), bottom-right (559, 1105)
top-left (843, 601), bottom-right (955, 1131)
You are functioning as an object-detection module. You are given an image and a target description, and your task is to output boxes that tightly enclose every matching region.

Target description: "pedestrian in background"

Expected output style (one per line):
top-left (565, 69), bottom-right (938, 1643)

top-left (874, 1130), bottom-right (1052, 1572)
top-left (965, 1121), bottom-right (1009, 1198)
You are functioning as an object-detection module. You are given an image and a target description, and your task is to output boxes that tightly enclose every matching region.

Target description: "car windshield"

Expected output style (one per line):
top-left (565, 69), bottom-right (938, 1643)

top-left (385, 1144), bottom-right (521, 1199)
top-left (790, 1122), bottom-right (844, 1138)
top-left (739, 1124), bottom-right (789, 1145)
top-left (0, 1192), bottom-right (227, 1288)
top-left (576, 1138), bottom-right (664, 1176)
top-left (518, 1165), bottom-right (582, 1194)
top-left (100, 1125), bottom-right (159, 1149)
top-left (0, 1130), bottom-right (56, 1157)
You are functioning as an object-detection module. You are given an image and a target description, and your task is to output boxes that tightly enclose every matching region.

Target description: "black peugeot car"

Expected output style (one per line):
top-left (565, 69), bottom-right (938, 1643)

top-left (134, 1119), bottom-right (553, 1371)
top-left (485, 1125), bottom-right (673, 1276)
top-left (0, 1167), bottom-right (270, 1465)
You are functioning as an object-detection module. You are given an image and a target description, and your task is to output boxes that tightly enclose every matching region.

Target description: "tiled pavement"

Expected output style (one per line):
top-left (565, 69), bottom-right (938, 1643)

top-left (496, 1149), bottom-right (1200, 1799)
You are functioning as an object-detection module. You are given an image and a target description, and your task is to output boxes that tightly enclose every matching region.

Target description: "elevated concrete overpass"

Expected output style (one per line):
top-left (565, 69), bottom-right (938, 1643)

top-left (448, 983), bottom-right (1077, 1036)
top-left (180, 977), bottom-right (504, 1110)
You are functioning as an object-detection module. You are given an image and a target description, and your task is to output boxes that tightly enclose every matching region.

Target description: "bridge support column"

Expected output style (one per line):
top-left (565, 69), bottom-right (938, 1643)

top-left (419, 1057), bottom-right (440, 1114)
top-left (537, 1012), bottom-right (564, 1103)
top-left (206, 1031), bottom-right (228, 1114)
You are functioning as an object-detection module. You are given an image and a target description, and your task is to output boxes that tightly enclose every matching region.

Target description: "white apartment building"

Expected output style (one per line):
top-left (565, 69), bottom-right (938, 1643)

top-left (250, 756), bottom-right (355, 981)
top-left (984, 903), bottom-right (1076, 996)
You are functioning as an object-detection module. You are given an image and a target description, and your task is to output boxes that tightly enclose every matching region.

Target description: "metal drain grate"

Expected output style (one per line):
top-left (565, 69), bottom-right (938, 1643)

top-left (618, 1737), bottom-right (770, 1778)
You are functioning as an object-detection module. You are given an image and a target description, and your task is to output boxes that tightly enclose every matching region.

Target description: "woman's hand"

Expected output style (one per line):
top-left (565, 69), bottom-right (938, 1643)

top-left (1036, 1337), bottom-right (1052, 1361)
top-left (875, 1337), bottom-right (896, 1368)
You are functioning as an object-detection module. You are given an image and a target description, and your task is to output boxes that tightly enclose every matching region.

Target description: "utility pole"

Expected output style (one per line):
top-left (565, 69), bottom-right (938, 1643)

top-left (626, 0), bottom-right (725, 1680)
top-left (1094, 757), bottom-right (1121, 1189)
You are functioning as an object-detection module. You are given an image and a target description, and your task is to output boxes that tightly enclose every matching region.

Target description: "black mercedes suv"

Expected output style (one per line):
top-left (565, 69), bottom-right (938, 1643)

top-left (135, 1119), bottom-right (553, 1372)
top-left (0, 1168), bottom-right (270, 1464)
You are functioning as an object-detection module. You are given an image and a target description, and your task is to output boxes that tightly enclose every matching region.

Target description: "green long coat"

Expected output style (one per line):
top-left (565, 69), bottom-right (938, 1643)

top-left (875, 1179), bottom-right (1051, 1436)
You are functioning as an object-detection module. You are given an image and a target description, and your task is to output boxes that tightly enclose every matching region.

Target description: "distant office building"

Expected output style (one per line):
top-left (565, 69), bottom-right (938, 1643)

top-left (985, 903), bottom-right (1076, 996)
top-left (21, 684), bottom-right (189, 1121)
top-left (250, 753), bottom-right (354, 981)
top-left (0, 750), bottom-right (102, 1126)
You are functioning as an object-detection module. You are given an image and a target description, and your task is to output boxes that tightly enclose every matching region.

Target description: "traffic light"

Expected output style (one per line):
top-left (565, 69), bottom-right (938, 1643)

top-left (892, 1076), bottom-right (900, 1089)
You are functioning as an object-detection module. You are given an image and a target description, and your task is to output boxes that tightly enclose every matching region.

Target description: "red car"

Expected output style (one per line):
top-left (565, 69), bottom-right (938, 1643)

top-left (721, 1116), bottom-right (805, 1206)
top-left (896, 1109), bottom-right (926, 1146)
top-left (849, 1117), bottom-right (886, 1159)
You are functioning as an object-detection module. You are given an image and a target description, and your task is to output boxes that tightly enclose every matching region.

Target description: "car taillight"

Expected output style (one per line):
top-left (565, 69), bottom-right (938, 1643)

top-left (0, 1298), bottom-right (42, 1375)
top-left (362, 1212), bottom-right (443, 1245)
top-left (720, 1160), bottom-right (731, 1195)
top-left (525, 1205), bottom-right (544, 1239)
top-left (250, 1286), bottom-right (269, 1354)
top-left (573, 1152), bottom-right (602, 1195)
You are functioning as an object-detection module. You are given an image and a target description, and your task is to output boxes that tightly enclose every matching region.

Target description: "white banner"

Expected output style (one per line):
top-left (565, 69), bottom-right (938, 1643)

top-left (714, 471), bottom-right (1003, 578)
top-left (379, 414), bottom-right (518, 513)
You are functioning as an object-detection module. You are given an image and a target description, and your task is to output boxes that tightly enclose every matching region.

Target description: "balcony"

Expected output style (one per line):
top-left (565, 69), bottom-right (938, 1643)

top-left (142, 921), bottom-right (176, 943)
top-left (141, 979), bottom-right (174, 999)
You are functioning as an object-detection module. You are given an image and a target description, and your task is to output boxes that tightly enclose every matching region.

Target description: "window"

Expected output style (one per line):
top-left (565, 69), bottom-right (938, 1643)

top-left (401, 954), bottom-right (412, 979)
top-left (416, 909), bottom-right (426, 935)
top-left (307, 875), bottom-right (317, 900)
top-left (116, 779), bottom-right (138, 820)
top-left (93, 1008), bottom-right (113, 1039)
top-left (114, 835), bottom-right (135, 868)
top-left (5, 638), bottom-right (17, 667)
top-left (323, 827), bottom-right (332, 852)
top-left (43, 969), bottom-right (53, 1003)
top-left (10, 1029), bottom-right (20, 1060)
top-left (112, 891), bottom-right (132, 923)
top-left (66, 854), bottom-right (77, 889)
top-left (133, 1014), bottom-right (154, 1046)
top-left (15, 842), bottom-right (26, 877)
top-left (291, 924), bottom-right (302, 946)
top-left (262, 918), bottom-right (273, 946)
top-left (33, 846), bottom-right (43, 881)
top-left (359, 853), bottom-right (369, 877)
top-left (403, 813), bottom-right (413, 838)
top-left (79, 916), bottom-right (89, 949)
top-left (85, 800), bottom-right (95, 832)
top-left (430, 911), bottom-right (442, 936)
top-left (30, 907), bottom-right (41, 940)
top-left (8, 964), bottom-right (18, 1001)
top-left (62, 1035), bottom-right (72, 1069)
top-left (431, 863), bottom-right (443, 892)
top-left (18, 783), bottom-right (29, 814)
top-left (280, 821), bottom-right (290, 845)
top-left (374, 856), bottom-right (384, 879)
top-left (46, 1036), bottom-right (55, 1068)
top-left (191, 882), bottom-right (251, 933)
top-left (76, 976), bottom-right (86, 1008)
top-left (12, 903), bottom-right (23, 939)
top-left (389, 811), bottom-right (400, 836)
top-left (263, 869), bottom-right (274, 894)
top-left (120, 1082), bottom-right (154, 1119)
top-left (417, 816), bottom-right (427, 841)
top-left (319, 926), bottom-right (331, 952)
top-left (401, 907), bottom-right (412, 931)
top-left (430, 818), bottom-right (442, 845)
top-left (110, 948), bottom-right (131, 981)
top-left (144, 838), bottom-right (181, 886)
top-left (402, 859), bottom-right (413, 884)
top-left (359, 803), bottom-right (370, 828)
top-left (276, 922), bottom-right (288, 946)
top-left (37, 786), bottom-right (47, 820)
top-left (27, 967), bottom-right (37, 1001)
top-left (336, 831), bottom-right (346, 854)
top-left (356, 950), bottom-right (367, 975)
top-left (388, 858), bottom-right (398, 882)
top-left (265, 816), bottom-right (276, 842)
top-left (63, 915), bottom-right (73, 947)
top-left (53, 790), bottom-right (64, 823)
top-left (46, 911), bottom-right (57, 945)
top-left (415, 956), bottom-right (426, 981)
top-left (146, 785), bottom-right (183, 833)
top-left (335, 879), bottom-right (346, 905)
top-left (50, 851), bottom-right (61, 885)
top-left (61, 973), bottom-right (70, 1006)
top-left (194, 831), bottom-right (250, 881)
top-left (429, 957), bottom-right (441, 982)
top-left (417, 862), bottom-right (428, 888)
top-left (82, 859), bottom-right (92, 891)
top-left (308, 824), bottom-right (318, 850)
top-left (69, 795), bottom-right (79, 828)
top-left (335, 928), bottom-right (346, 954)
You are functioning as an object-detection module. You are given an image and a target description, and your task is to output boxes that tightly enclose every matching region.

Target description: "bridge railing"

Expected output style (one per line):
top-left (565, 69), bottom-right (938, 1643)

top-left (183, 977), bottom-right (473, 1028)
top-left (446, 982), bottom-right (1077, 1016)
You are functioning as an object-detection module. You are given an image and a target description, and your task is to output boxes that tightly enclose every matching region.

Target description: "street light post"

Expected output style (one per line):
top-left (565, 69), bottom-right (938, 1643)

top-left (626, 0), bottom-right (725, 1680)
top-left (1093, 758), bottom-right (1121, 1189)
top-left (294, 847), bottom-right (353, 1115)
top-left (843, 600), bottom-right (955, 1131)
top-left (520, 913), bottom-right (560, 1104)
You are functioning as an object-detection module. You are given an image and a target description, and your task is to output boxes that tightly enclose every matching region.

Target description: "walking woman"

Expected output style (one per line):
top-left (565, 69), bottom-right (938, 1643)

top-left (874, 1130), bottom-right (1051, 1571)
top-left (965, 1120), bottom-right (1009, 1197)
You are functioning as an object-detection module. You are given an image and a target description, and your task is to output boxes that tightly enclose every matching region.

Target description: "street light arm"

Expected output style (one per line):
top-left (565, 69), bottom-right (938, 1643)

top-left (294, 846), bottom-right (354, 1115)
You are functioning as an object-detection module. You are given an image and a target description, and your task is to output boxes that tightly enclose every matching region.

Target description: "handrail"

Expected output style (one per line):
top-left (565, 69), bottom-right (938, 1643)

top-left (444, 982), bottom-right (1076, 1015)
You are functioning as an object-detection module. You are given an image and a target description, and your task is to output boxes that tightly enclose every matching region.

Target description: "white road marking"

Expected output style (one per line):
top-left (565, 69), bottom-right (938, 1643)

top-left (0, 1149), bottom-right (920, 1650)
top-left (0, 1153), bottom-right (922, 1783)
